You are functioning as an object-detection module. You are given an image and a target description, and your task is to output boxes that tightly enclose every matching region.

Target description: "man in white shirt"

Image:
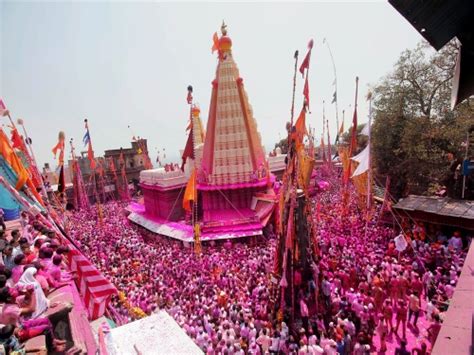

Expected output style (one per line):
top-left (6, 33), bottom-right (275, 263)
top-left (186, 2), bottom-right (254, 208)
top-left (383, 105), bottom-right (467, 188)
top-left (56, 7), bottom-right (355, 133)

top-left (256, 328), bottom-right (271, 354)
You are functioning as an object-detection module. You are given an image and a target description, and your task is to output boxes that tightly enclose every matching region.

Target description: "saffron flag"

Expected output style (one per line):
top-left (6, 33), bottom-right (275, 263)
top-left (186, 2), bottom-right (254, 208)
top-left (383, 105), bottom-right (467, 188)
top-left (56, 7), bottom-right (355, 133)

top-left (52, 131), bottom-right (65, 165)
top-left (181, 124), bottom-right (194, 171)
top-left (293, 108), bottom-right (307, 152)
top-left (0, 98), bottom-right (9, 117)
top-left (10, 127), bottom-right (42, 189)
top-left (0, 129), bottom-right (29, 190)
top-left (339, 119), bottom-right (344, 136)
top-left (297, 150), bottom-right (315, 192)
top-left (183, 169), bottom-right (197, 212)
top-left (285, 199), bottom-right (295, 249)
top-left (303, 76), bottom-right (310, 111)
top-left (211, 32), bottom-right (219, 53)
top-left (10, 128), bottom-right (25, 150)
top-left (299, 39), bottom-right (314, 77)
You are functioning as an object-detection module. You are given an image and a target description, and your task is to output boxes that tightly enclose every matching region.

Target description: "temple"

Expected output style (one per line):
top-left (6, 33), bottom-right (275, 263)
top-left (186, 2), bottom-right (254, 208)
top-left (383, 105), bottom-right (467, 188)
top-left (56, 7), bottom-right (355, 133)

top-left (130, 23), bottom-right (276, 242)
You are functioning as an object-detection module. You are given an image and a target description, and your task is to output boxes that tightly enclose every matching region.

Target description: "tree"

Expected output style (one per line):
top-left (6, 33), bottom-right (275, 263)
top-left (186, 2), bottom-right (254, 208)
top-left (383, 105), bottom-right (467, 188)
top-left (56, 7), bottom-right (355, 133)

top-left (371, 40), bottom-right (473, 198)
top-left (274, 137), bottom-right (289, 155)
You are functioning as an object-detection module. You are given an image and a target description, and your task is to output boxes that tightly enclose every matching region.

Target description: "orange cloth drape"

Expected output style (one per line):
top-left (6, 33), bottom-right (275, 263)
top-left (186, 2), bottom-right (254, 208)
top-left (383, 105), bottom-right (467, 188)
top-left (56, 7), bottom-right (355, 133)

top-left (183, 169), bottom-right (197, 212)
top-left (0, 129), bottom-right (44, 205)
top-left (293, 108), bottom-right (307, 152)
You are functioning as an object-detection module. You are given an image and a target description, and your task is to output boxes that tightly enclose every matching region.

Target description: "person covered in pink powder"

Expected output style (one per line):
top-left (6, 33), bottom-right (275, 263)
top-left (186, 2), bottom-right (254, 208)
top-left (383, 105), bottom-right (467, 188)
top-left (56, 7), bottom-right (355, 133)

top-left (395, 299), bottom-right (408, 339)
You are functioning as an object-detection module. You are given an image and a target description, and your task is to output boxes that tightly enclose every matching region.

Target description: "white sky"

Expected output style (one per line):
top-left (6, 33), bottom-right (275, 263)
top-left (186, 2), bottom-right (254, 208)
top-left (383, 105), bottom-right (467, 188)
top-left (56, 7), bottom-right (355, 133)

top-left (0, 1), bottom-right (424, 168)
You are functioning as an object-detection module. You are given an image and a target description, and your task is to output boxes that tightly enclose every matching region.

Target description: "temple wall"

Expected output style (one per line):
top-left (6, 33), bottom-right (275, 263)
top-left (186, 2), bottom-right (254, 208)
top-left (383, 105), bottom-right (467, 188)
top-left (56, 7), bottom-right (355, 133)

top-left (142, 185), bottom-right (185, 221)
top-left (201, 186), bottom-right (266, 211)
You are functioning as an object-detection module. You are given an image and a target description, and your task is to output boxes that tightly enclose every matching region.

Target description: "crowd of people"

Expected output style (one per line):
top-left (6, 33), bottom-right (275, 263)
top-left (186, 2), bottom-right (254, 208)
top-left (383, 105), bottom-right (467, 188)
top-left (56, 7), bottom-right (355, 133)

top-left (0, 210), bottom-right (74, 353)
top-left (64, 173), bottom-right (469, 355)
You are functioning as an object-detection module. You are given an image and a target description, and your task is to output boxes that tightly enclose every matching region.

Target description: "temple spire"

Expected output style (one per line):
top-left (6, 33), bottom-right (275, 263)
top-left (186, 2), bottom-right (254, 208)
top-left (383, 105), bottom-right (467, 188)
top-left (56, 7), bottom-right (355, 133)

top-left (201, 23), bottom-right (266, 186)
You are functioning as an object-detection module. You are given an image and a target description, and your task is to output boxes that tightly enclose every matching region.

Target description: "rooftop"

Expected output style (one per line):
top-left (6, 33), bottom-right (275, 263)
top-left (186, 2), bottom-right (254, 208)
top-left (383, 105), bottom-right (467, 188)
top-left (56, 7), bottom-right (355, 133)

top-left (393, 195), bottom-right (474, 229)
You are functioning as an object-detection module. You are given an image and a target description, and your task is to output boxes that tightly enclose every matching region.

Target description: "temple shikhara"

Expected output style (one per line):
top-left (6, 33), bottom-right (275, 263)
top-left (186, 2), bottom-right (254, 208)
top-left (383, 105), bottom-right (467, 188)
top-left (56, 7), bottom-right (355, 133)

top-left (1, 3), bottom-right (473, 353)
top-left (131, 23), bottom-right (276, 242)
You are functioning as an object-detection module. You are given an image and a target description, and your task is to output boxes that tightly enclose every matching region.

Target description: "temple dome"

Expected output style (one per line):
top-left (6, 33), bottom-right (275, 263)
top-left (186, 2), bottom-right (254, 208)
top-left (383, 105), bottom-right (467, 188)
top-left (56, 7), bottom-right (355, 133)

top-left (192, 106), bottom-right (201, 118)
top-left (219, 36), bottom-right (232, 52)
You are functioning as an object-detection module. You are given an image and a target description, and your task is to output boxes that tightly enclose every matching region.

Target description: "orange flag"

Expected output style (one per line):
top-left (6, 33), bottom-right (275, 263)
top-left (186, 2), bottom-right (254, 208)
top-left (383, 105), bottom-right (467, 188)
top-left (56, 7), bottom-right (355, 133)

top-left (211, 32), bottom-right (219, 53)
top-left (52, 131), bottom-right (65, 165)
top-left (293, 108), bottom-right (307, 152)
top-left (0, 129), bottom-right (29, 190)
top-left (10, 128), bottom-right (25, 151)
top-left (183, 169), bottom-right (197, 212)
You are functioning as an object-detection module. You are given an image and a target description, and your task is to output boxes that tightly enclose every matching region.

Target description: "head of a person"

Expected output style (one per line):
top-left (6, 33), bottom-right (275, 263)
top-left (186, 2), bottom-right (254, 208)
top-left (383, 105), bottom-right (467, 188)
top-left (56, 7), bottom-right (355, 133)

top-left (21, 243), bottom-right (32, 254)
top-left (0, 287), bottom-right (13, 304)
top-left (13, 254), bottom-right (26, 266)
top-left (3, 245), bottom-right (12, 256)
top-left (0, 324), bottom-right (15, 340)
top-left (2, 268), bottom-right (12, 281)
top-left (11, 229), bottom-right (20, 241)
top-left (32, 261), bottom-right (43, 271)
top-left (39, 247), bottom-right (53, 259)
top-left (56, 245), bottom-right (70, 255)
top-left (0, 275), bottom-right (7, 288)
top-left (34, 239), bottom-right (44, 250)
top-left (52, 254), bottom-right (63, 266)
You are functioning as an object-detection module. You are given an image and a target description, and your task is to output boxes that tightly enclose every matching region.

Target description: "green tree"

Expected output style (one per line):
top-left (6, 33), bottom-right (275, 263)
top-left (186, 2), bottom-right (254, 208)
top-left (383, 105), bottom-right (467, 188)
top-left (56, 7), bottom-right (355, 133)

top-left (274, 137), bottom-right (289, 155)
top-left (371, 41), bottom-right (473, 198)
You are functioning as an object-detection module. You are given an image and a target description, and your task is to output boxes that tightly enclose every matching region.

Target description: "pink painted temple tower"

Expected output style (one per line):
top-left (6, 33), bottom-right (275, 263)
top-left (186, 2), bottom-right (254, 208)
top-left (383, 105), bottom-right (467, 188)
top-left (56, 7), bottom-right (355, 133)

top-left (134, 23), bottom-right (275, 241)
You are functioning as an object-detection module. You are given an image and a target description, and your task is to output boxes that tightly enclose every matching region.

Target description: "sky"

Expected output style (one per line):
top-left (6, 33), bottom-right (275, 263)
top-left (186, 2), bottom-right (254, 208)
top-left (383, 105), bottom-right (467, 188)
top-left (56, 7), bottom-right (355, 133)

top-left (0, 1), bottom-right (425, 169)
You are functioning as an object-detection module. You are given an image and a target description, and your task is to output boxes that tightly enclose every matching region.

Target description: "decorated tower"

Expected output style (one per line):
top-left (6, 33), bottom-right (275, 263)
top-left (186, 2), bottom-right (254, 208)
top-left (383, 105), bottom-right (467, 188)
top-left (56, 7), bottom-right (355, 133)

top-left (197, 23), bottom-right (272, 237)
top-left (136, 23), bottom-right (275, 242)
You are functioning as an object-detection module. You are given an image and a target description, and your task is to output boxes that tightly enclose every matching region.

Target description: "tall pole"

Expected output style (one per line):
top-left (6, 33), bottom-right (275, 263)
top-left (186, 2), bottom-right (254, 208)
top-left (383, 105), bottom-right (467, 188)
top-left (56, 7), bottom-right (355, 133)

top-left (367, 92), bottom-right (373, 211)
top-left (84, 119), bottom-right (102, 220)
top-left (461, 131), bottom-right (469, 199)
top-left (327, 118), bottom-right (332, 168)
top-left (70, 138), bottom-right (89, 210)
top-left (290, 51), bottom-right (299, 128)
top-left (323, 38), bottom-right (339, 140)
top-left (16, 118), bottom-right (50, 204)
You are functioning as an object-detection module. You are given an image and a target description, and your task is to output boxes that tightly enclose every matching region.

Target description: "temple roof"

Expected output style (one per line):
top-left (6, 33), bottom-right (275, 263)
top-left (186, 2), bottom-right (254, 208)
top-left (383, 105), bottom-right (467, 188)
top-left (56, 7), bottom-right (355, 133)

top-left (200, 25), bottom-right (266, 187)
top-left (392, 195), bottom-right (474, 230)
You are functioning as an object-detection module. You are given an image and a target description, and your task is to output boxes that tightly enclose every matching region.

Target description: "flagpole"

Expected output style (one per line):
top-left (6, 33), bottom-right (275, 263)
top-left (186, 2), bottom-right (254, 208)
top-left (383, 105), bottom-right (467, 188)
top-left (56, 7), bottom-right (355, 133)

top-left (1, 104), bottom-right (46, 202)
top-left (84, 119), bottom-right (102, 221)
top-left (327, 118), bottom-right (332, 168)
top-left (367, 92), bottom-right (373, 212)
top-left (290, 50), bottom-right (299, 128)
top-left (322, 100), bottom-right (327, 164)
top-left (323, 38), bottom-right (339, 138)
top-left (349, 77), bottom-right (359, 157)
top-left (16, 118), bottom-right (50, 205)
